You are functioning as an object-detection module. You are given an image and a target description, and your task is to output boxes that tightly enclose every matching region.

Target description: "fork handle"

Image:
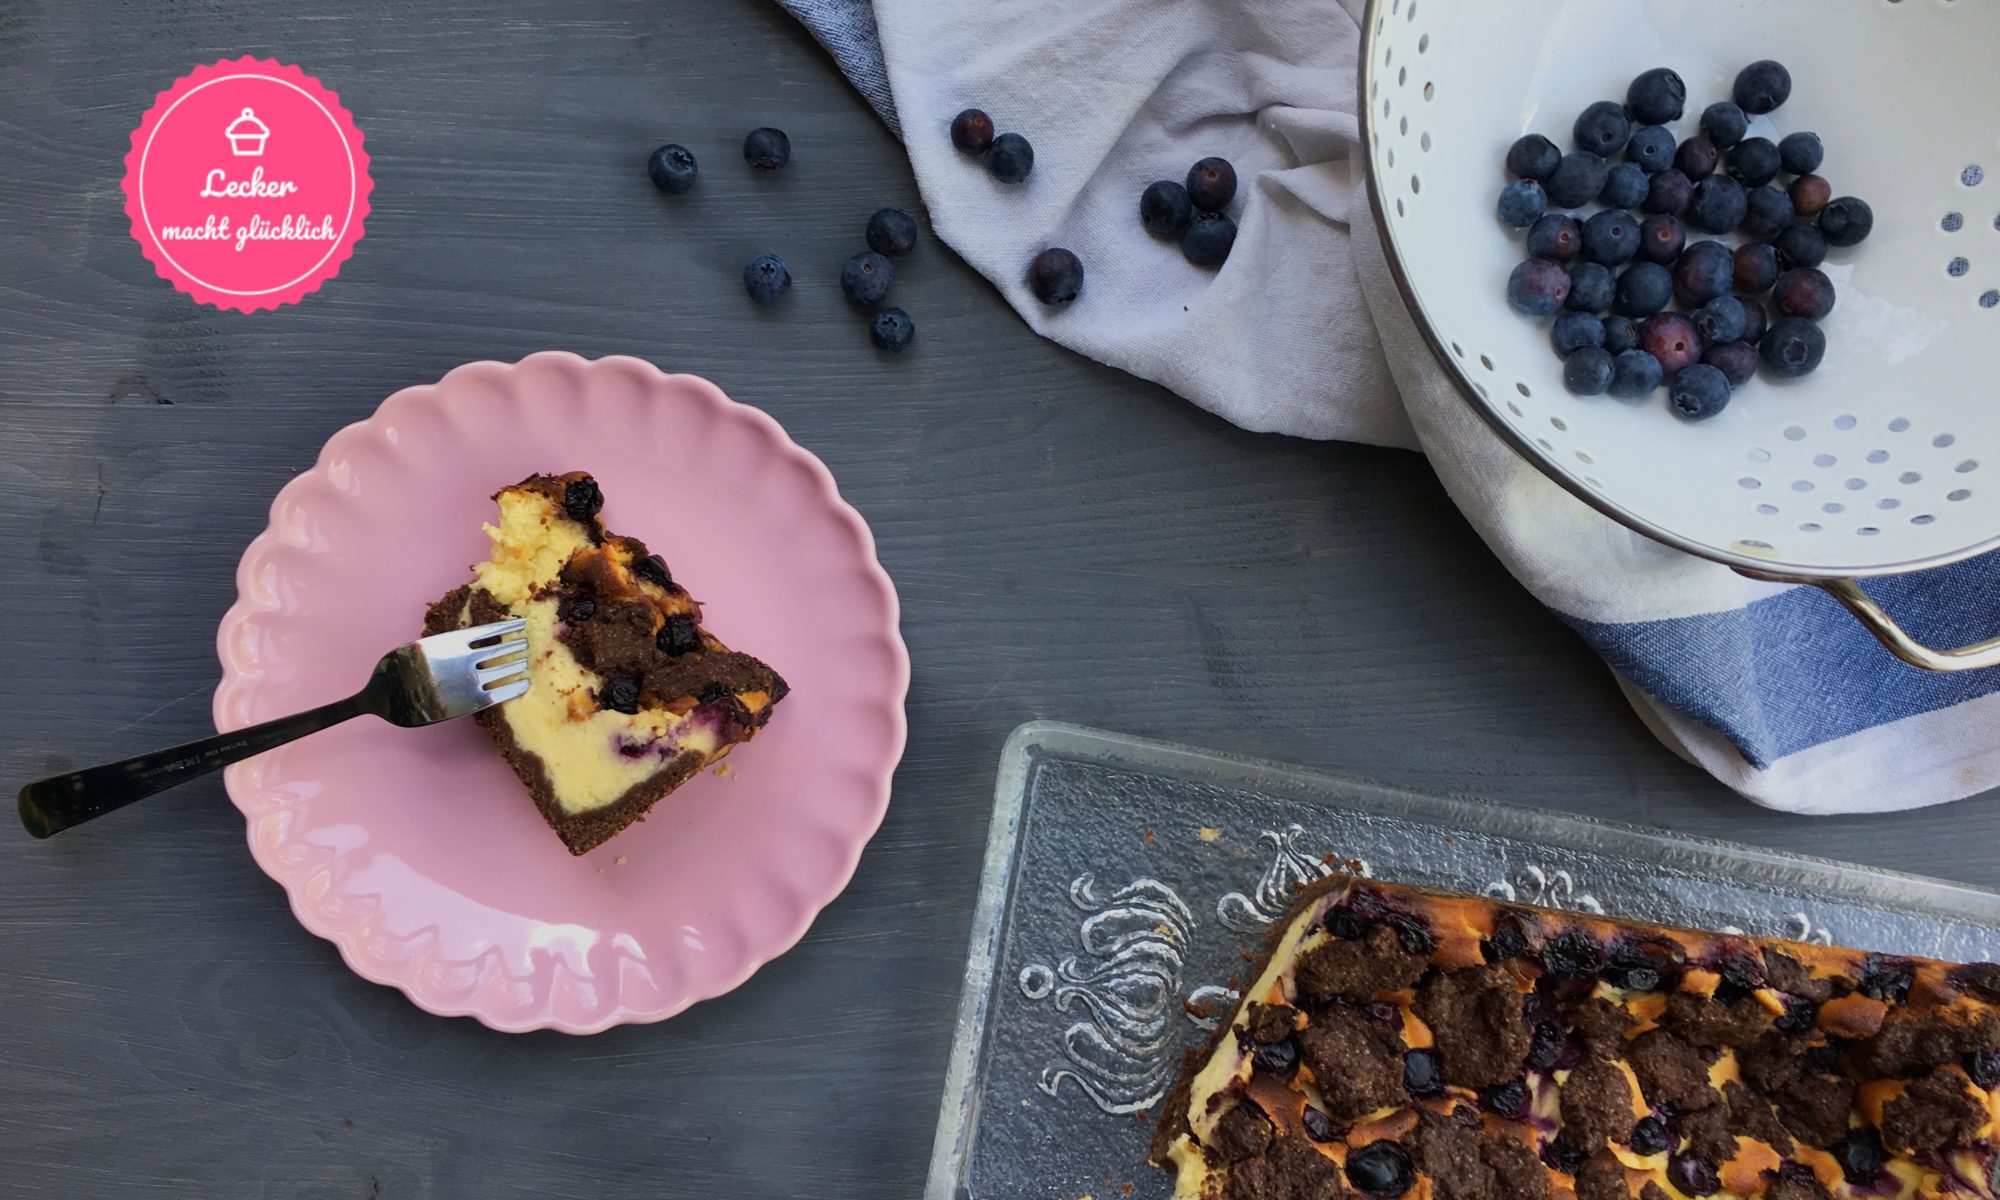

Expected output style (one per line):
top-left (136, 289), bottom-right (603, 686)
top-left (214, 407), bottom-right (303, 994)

top-left (18, 693), bottom-right (373, 839)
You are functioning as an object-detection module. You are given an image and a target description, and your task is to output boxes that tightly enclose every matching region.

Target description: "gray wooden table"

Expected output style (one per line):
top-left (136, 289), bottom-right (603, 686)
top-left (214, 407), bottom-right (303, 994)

top-left (4, 2), bottom-right (1996, 1197)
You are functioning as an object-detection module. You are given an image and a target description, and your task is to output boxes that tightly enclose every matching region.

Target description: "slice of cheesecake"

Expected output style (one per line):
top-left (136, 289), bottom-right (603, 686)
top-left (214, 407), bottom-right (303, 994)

top-left (424, 472), bottom-right (786, 854)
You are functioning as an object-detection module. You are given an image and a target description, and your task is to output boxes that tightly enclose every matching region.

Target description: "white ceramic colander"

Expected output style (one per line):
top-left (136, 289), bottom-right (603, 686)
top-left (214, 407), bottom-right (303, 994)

top-left (1359, 0), bottom-right (2000, 670)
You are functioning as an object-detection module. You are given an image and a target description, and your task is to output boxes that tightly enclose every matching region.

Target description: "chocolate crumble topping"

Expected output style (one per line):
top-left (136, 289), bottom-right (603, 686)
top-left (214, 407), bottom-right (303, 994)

top-left (1414, 967), bottom-right (1531, 1089)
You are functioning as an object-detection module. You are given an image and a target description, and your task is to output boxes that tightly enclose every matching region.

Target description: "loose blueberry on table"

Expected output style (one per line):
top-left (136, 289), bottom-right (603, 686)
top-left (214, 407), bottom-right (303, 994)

top-left (840, 251), bottom-right (895, 305)
top-left (647, 143), bottom-right (698, 194)
top-left (742, 253), bottom-right (791, 304)
top-left (868, 307), bottom-right (915, 354)
top-left (742, 126), bottom-right (790, 170)
top-left (865, 208), bottom-right (919, 257)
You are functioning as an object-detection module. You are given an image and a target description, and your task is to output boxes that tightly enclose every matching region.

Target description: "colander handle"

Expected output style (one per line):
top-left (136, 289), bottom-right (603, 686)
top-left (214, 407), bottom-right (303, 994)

top-left (1793, 577), bottom-right (2000, 672)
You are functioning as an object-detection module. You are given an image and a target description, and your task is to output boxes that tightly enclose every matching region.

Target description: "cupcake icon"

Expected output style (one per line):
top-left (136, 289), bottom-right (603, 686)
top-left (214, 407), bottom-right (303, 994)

top-left (225, 107), bottom-right (270, 156)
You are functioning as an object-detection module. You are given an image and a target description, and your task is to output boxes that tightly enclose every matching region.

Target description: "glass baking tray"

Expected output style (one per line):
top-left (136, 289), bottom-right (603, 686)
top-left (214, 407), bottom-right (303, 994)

top-left (924, 722), bottom-right (2000, 1200)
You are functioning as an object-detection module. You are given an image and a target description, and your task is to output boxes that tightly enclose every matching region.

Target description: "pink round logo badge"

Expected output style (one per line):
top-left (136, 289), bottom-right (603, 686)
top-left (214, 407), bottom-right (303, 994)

top-left (123, 58), bottom-right (371, 312)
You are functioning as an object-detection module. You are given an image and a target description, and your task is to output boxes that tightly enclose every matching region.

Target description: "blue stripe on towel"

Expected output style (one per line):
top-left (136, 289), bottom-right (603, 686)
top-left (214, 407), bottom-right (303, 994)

top-left (773, 0), bottom-right (900, 135)
top-left (1563, 551), bottom-right (2000, 768)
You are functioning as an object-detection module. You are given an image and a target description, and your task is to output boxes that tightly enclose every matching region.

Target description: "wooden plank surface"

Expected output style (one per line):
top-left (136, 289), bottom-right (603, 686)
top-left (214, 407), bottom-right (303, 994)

top-left (3, 1), bottom-right (1996, 1196)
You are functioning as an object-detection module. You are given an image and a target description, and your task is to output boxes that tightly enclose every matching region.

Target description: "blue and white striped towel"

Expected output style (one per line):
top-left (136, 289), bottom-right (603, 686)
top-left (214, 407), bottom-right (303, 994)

top-left (776, 0), bottom-right (2000, 813)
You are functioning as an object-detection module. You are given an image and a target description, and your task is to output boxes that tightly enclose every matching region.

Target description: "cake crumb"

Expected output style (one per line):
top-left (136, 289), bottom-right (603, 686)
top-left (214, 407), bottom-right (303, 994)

top-left (1121, 1186), bottom-right (1134, 1197)
top-left (713, 763), bottom-right (734, 778)
top-left (1144, 829), bottom-right (1155, 844)
top-left (615, 855), bottom-right (628, 865)
top-left (1197, 827), bottom-right (1222, 842)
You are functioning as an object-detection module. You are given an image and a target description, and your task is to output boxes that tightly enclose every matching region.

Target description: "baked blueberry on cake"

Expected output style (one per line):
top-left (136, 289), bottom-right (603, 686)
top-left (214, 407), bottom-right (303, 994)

top-left (1154, 874), bottom-right (2000, 1200)
top-left (424, 472), bottom-right (786, 854)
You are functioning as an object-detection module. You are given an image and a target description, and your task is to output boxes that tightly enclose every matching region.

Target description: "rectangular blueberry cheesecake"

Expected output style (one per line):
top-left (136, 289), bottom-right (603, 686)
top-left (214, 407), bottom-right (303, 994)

top-left (1152, 874), bottom-right (2000, 1200)
top-left (424, 472), bottom-right (786, 854)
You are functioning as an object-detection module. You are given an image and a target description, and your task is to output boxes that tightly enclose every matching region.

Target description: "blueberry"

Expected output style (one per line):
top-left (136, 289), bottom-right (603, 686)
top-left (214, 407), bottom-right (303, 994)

top-left (1573, 100), bottom-right (1631, 157)
top-left (1508, 258), bottom-right (1572, 315)
top-left (646, 143), bottom-right (698, 194)
top-left (600, 675), bottom-right (644, 714)
top-left (1388, 912), bottom-right (1435, 955)
top-left (743, 127), bottom-right (791, 170)
top-left (1761, 316), bottom-right (1827, 378)
top-left (950, 108), bottom-right (995, 155)
top-left (1565, 348), bottom-right (1615, 397)
top-left (1553, 312), bottom-right (1606, 356)
top-left (1819, 196), bottom-right (1874, 247)
top-left (563, 477), bottom-right (604, 521)
top-left (1327, 907), bottom-right (1363, 939)
top-left (1673, 134), bottom-right (1719, 181)
top-left (1773, 995), bottom-right (1819, 1034)
top-left (1186, 157), bottom-right (1237, 211)
top-left (840, 251), bottom-right (895, 305)
top-left (657, 612), bottom-right (702, 657)
top-left (1566, 262), bottom-right (1614, 313)
top-left (1738, 298), bottom-right (1768, 345)
top-left (1346, 1142), bottom-right (1415, 1198)
top-left (1403, 1049), bottom-right (1443, 1096)
top-left (1182, 211), bottom-right (1236, 267)
top-left (557, 592), bottom-right (598, 624)
top-left (1693, 296), bottom-right (1748, 344)
top-left (1968, 1050), bottom-right (2000, 1090)
top-left (869, 307), bottom-right (916, 354)
top-left (1541, 930), bottom-right (1603, 979)
top-left (1789, 173), bottom-right (1831, 218)
top-left (1734, 60), bottom-right (1792, 115)
top-left (1582, 210), bottom-right (1641, 265)
top-left (634, 554), bottom-right (673, 589)
top-left (1140, 180), bottom-right (1195, 238)
top-left (1480, 927), bottom-right (1527, 962)
top-left (1714, 954), bottom-right (1766, 1002)
top-left (1726, 137), bottom-right (1781, 189)
top-left (986, 132), bottom-right (1034, 183)
top-left (1252, 1037), bottom-right (1299, 1076)
top-left (1525, 1020), bottom-right (1565, 1070)
top-left (1779, 131), bottom-right (1823, 176)
top-left (1478, 1081), bottom-right (1530, 1118)
top-left (1603, 315), bottom-right (1638, 354)
top-left (1835, 1129), bottom-right (1884, 1185)
top-left (1858, 954), bottom-right (1915, 1003)
top-left (1625, 125), bottom-right (1676, 174)
top-left (1687, 176), bottom-right (1747, 234)
top-left (1609, 348), bottom-right (1664, 398)
top-left (1614, 261), bottom-right (1673, 317)
top-left (1302, 1106), bottom-right (1340, 1143)
top-left (1546, 151), bottom-right (1609, 209)
top-left (742, 253), bottom-right (792, 304)
top-left (1644, 169), bottom-right (1693, 216)
top-left (1775, 267), bottom-right (1836, 321)
top-left (1506, 133), bottom-right (1562, 181)
top-left (1739, 184), bottom-right (1795, 240)
top-left (1029, 247), bottom-right (1084, 304)
top-left (1705, 340), bottom-right (1758, 388)
top-left (1626, 68), bottom-right (1687, 125)
top-left (1631, 1116), bottom-right (1670, 1156)
top-left (1638, 214), bottom-right (1686, 264)
top-left (1599, 162), bottom-right (1650, 210)
top-left (1670, 1153), bottom-right (1722, 1197)
top-left (1641, 313), bottom-right (1704, 377)
top-left (1497, 179), bottom-right (1547, 228)
top-left (1541, 1139), bottom-right (1587, 1175)
top-left (1526, 213), bottom-right (1582, 263)
top-left (1674, 240), bottom-right (1735, 304)
top-left (1669, 364), bottom-right (1732, 421)
top-left (865, 208), bottom-right (920, 257)
top-left (1699, 101), bottom-right (1748, 149)
top-left (1774, 222), bottom-right (1828, 270)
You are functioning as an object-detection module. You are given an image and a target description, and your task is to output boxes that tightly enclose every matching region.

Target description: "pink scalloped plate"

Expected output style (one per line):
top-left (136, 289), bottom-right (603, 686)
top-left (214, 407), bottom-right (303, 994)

top-left (213, 352), bottom-right (908, 1033)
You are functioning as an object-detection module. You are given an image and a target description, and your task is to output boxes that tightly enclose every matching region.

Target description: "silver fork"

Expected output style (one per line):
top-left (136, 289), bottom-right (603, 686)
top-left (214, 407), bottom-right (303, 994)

top-left (17, 618), bottom-right (530, 839)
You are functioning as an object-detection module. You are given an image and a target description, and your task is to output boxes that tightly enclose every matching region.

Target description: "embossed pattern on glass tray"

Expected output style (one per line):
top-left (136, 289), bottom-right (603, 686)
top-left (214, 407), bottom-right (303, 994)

top-left (925, 722), bottom-right (2000, 1200)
